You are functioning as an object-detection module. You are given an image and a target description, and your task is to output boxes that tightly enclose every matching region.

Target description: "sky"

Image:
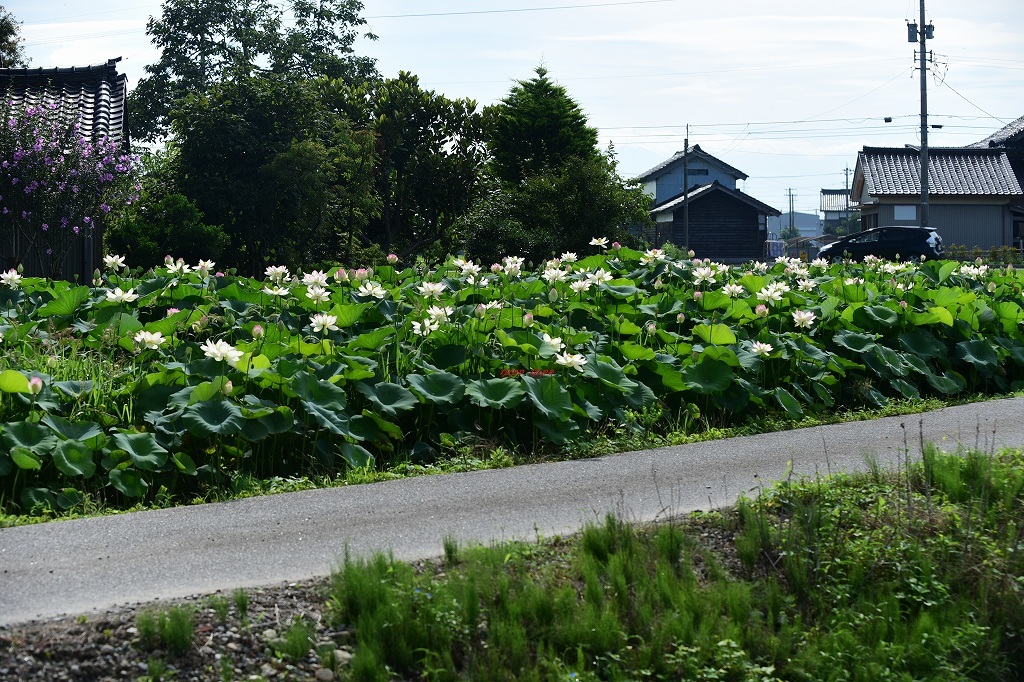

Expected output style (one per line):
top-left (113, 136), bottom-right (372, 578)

top-left (10, 0), bottom-right (1024, 220)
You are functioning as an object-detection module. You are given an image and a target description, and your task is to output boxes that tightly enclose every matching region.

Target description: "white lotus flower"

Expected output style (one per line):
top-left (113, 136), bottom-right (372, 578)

top-left (265, 265), bottom-right (290, 284)
top-left (412, 318), bottom-right (439, 336)
top-left (541, 333), bottom-right (565, 352)
top-left (302, 270), bottom-right (329, 287)
top-left (103, 254), bottom-right (126, 270)
top-left (427, 305), bottom-right (454, 323)
top-left (133, 330), bottom-right (166, 349)
top-left (792, 309), bottom-right (817, 329)
top-left (560, 252), bottom-right (578, 263)
top-left (751, 341), bottom-right (773, 357)
top-left (417, 281), bottom-right (446, 298)
top-left (306, 285), bottom-right (330, 303)
top-left (570, 279), bottom-right (592, 294)
top-left (589, 237), bottom-right (609, 247)
top-left (196, 259), bottom-right (216, 276)
top-left (542, 267), bottom-right (567, 284)
top-left (105, 286), bottom-right (139, 303)
top-left (587, 268), bottom-right (614, 284)
top-left (356, 281), bottom-right (387, 299)
top-left (723, 283), bottom-right (745, 298)
top-left (692, 266), bottom-right (716, 286)
top-left (1, 269), bottom-right (22, 288)
top-left (797, 279), bottom-right (815, 292)
top-left (262, 285), bottom-right (290, 297)
top-left (167, 258), bottom-right (190, 276)
top-left (201, 338), bottom-right (243, 366)
top-left (554, 352), bottom-right (588, 371)
top-left (310, 313), bottom-right (339, 333)
top-left (640, 248), bottom-right (667, 265)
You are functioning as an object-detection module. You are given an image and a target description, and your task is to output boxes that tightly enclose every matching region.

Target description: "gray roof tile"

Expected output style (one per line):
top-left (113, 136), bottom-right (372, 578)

top-left (858, 146), bottom-right (1022, 196)
top-left (968, 114), bottom-right (1024, 149)
top-left (635, 144), bottom-right (747, 182)
top-left (0, 58), bottom-right (127, 147)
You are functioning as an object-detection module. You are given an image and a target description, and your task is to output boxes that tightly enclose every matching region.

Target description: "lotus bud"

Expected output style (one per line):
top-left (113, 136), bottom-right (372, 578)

top-left (987, 281), bottom-right (997, 293)
top-left (920, 255), bottom-right (927, 262)
top-left (28, 376), bottom-right (43, 395)
top-left (387, 253), bottom-right (398, 265)
top-left (900, 300), bottom-right (908, 309)
top-left (645, 321), bottom-right (657, 335)
top-left (252, 324), bottom-right (265, 339)
top-left (676, 312), bottom-right (686, 324)
top-left (688, 250), bottom-right (696, 258)
top-left (611, 241), bottom-right (622, 251)
top-left (523, 312), bottom-right (535, 327)
top-left (16, 263), bottom-right (23, 274)
top-left (1007, 263), bottom-right (1014, 274)
top-left (755, 304), bottom-right (769, 318)
top-left (548, 288), bottom-right (559, 302)
top-left (222, 380), bottom-right (233, 396)
top-left (491, 263), bottom-right (502, 274)
top-left (166, 307), bottom-right (180, 316)
top-left (475, 303), bottom-right (486, 318)
top-left (46, 355), bottom-right (58, 369)
top-left (654, 277), bottom-right (665, 290)
top-left (976, 257), bottom-right (983, 266)
top-left (164, 254), bottom-right (174, 266)
top-left (334, 267), bottom-right (349, 282)
top-left (693, 290), bottom-right (703, 300)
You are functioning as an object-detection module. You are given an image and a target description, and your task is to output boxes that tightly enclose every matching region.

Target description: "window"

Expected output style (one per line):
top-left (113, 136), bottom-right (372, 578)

top-left (893, 205), bottom-right (917, 221)
top-left (689, 168), bottom-right (709, 176)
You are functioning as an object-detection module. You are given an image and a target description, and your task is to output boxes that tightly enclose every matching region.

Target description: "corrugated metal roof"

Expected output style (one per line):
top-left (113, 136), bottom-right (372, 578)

top-left (635, 144), bottom-right (748, 182)
top-left (820, 189), bottom-right (852, 212)
top-left (858, 146), bottom-right (1022, 196)
top-left (0, 58), bottom-right (127, 147)
top-left (968, 114), bottom-right (1024, 149)
top-left (650, 181), bottom-right (781, 217)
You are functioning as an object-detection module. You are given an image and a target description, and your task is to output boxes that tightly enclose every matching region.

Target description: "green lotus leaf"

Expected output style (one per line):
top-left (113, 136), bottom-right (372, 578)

top-left (172, 452), bottom-right (198, 476)
top-left (892, 379), bottom-right (921, 400)
top-left (189, 377), bottom-right (231, 404)
top-left (109, 468), bottom-right (149, 497)
top-left (623, 380), bottom-right (657, 410)
top-left (56, 488), bottom-right (85, 510)
top-left (406, 372), bottom-right (466, 405)
top-left (927, 306), bottom-right (955, 326)
top-left (601, 283), bottom-right (639, 298)
top-left (925, 371), bottom-right (962, 395)
top-left (52, 440), bottom-right (97, 478)
top-left (618, 342), bottom-right (656, 362)
top-left (339, 442), bottom-right (375, 469)
top-left (291, 374), bottom-right (347, 410)
top-left (692, 323), bottom-right (737, 346)
top-left (348, 327), bottom-right (394, 351)
top-left (773, 387), bottom-right (803, 419)
top-left (0, 369), bottom-right (29, 394)
top-left (522, 375), bottom-right (574, 420)
top-left (431, 344), bottom-right (467, 369)
top-left (898, 329), bottom-right (945, 359)
top-left (11, 447), bottom-right (42, 470)
top-left (361, 410), bottom-right (399, 440)
top-left (992, 301), bottom-right (1024, 333)
top-left (35, 286), bottom-right (91, 317)
top-left (955, 339), bottom-right (1000, 375)
top-left (112, 432), bottom-right (169, 471)
top-left (680, 359), bottom-right (733, 394)
top-left (533, 415), bottom-right (580, 445)
top-left (582, 359), bottom-right (638, 393)
top-left (52, 380), bottom-right (95, 400)
top-left (2, 421), bottom-right (58, 454)
top-left (852, 304), bottom-right (899, 330)
top-left (612, 318), bottom-right (643, 336)
top-left (833, 330), bottom-right (876, 353)
top-left (356, 382), bottom-right (418, 417)
top-left (995, 337), bottom-right (1024, 367)
top-left (21, 487), bottom-right (57, 510)
top-left (465, 378), bottom-right (526, 409)
top-left (183, 399), bottom-right (246, 436)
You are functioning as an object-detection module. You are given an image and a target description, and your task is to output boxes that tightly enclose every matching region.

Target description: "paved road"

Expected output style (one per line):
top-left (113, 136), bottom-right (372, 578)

top-left (2, 397), bottom-right (1023, 626)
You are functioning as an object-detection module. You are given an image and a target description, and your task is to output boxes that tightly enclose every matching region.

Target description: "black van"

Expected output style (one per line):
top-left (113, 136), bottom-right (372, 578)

top-left (817, 226), bottom-right (944, 262)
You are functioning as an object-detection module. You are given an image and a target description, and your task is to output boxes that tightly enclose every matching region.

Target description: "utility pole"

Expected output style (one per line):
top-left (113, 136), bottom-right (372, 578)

top-left (909, 1), bottom-right (933, 227)
top-left (788, 188), bottom-right (795, 233)
top-left (683, 125), bottom-right (689, 251)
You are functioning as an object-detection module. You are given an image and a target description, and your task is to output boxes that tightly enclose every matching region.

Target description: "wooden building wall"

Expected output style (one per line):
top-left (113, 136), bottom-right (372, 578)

top-left (670, 192), bottom-right (764, 262)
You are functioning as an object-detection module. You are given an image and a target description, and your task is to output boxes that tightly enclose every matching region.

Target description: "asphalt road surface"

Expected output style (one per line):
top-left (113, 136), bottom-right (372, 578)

top-left (2, 397), bottom-right (1023, 626)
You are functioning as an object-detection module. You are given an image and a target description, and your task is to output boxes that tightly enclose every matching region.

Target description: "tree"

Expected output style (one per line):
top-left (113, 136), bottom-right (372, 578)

top-left (463, 67), bottom-right (650, 262)
top-left (0, 6), bottom-right (27, 68)
top-left (486, 66), bottom-right (600, 185)
top-left (128, 0), bottom-right (376, 141)
top-left (331, 72), bottom-right (487, 258)
top-left (779, 224), bottom-right (801, 240)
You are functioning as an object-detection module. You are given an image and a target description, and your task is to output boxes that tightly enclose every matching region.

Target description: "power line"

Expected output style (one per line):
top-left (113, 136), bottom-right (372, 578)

top-left (365, 0), bottom-right (681, 19)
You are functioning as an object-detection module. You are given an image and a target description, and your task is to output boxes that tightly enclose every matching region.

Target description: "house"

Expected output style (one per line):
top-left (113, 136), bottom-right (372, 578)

top-left (849, 145), bottom-right (1023, 251)
top-left (820, 188), bottom-right (856, 233)
top-left (0, 58), bottom-right (128, 279)
top-left (636, 146), bottom-right (781, 262)
top-left (967, 115), bottom-right (1024, 250)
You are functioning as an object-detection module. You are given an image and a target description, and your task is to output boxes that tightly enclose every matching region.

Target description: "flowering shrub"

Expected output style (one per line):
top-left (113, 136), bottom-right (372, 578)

top-left (0, 98), bottom-right (138, 276)
top-left (1, 246), bottom-right (1023, 513)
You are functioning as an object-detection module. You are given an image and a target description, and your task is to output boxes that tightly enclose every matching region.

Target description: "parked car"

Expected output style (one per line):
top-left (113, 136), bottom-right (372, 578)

top-left (817, 226), bottom-right (944, 262)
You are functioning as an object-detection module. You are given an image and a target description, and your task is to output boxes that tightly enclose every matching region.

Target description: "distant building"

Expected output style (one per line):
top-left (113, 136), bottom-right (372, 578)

top-left (636, 145), bottom-right (780, 262)
top-left (767, 211), bottom-right (820, 239)
top-left (820, 189), bottom-right (856, 233)
top-left (967, 115), bottom-right (1024, 250)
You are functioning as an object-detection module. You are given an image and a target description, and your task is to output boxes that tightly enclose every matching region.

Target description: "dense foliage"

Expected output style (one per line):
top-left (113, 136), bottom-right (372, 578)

top-left (0, 250), bottom-right (1022, 514)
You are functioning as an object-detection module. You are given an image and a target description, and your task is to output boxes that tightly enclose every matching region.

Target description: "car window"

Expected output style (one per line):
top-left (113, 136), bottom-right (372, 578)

top-left (850, 231), bottom-right (879, 243)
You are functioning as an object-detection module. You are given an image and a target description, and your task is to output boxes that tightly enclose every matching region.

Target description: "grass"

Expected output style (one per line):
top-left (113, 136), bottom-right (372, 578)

top-left (323, 445), bottom-right (1024, 681)
top-left (135, 605), bottom-right (196, 657)
top-left (2, 389), bottom-right (1018, 528)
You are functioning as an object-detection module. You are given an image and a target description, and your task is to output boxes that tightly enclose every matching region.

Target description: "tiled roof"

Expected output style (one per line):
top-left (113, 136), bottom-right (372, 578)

top-left (858, 146), bottom-right (1022, 196)
top-left (968, 114), bottom-right (1024, 149)
top-left (635, 144), bottom-right (748, 182)
top-left (650, 181), bottom-right (780, 217)
top-left (820, 189), bottom-right (852, 212)
top-left (0, 58), bottom-right (127, 147)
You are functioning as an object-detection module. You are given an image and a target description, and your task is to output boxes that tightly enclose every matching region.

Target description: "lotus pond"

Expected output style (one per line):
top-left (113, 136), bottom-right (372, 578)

top-left (1, 247), bottom-right (1022, 515)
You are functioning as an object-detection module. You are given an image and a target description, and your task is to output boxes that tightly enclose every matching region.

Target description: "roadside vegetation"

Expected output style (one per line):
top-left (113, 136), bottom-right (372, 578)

top-left (2, 248), bottom-right (1023, 524)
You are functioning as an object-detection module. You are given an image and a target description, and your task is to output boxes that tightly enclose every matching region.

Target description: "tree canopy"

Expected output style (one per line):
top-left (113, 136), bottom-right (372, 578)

top-left (0, 5), bottom-right (27, 68)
